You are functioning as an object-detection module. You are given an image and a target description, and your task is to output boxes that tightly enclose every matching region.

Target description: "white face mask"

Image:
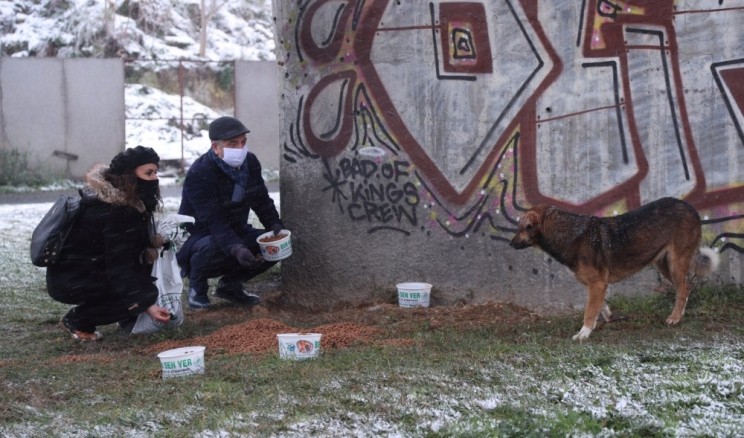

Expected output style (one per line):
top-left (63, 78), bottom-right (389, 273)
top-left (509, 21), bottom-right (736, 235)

top-left (222, 145), bottom-right (248, 168)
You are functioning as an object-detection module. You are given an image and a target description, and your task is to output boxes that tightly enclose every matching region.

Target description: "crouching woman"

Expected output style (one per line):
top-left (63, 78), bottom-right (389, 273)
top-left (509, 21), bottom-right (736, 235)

top-left (47, 146), bottom-right (171, 341)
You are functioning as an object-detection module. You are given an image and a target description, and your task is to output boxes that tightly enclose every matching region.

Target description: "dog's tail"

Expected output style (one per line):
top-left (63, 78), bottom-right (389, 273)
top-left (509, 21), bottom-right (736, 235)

top-left (693, 247), bottom-right (720, 277)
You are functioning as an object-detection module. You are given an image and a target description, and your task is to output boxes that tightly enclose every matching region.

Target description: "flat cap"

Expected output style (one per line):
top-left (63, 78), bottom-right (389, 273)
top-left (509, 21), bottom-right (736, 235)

top-left (209, 116), bottom-right (250, 141)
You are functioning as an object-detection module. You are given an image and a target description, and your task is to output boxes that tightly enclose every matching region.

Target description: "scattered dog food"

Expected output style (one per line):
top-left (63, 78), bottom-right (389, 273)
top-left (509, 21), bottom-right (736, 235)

top-left (259, 233), bottom-right (288, 243)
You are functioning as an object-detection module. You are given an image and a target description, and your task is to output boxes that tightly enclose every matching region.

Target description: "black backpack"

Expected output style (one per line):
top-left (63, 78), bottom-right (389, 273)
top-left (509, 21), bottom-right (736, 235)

top-left (30, 192), bottom-right (82, 267)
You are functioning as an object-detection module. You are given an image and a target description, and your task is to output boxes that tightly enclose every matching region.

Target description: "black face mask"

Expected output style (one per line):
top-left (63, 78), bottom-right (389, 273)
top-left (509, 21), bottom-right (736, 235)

top-left (136, 178), bottom-right (160, 212)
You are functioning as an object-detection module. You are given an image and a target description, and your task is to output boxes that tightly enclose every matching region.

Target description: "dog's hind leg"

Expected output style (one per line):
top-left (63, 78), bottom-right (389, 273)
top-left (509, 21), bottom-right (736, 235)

top-left (599, 303), bottom-right (612, 323)
top-left (665, 252), bottom-right (694, 325)
top-left (573, 281), bottom-right (608, 341)
top-left (654, 253), bottom-right (672, 283)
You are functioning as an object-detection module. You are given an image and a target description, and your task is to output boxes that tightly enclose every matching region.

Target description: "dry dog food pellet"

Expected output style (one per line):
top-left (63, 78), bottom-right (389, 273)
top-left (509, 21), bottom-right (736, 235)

top-left (259, 233), bottom-right (288, 243)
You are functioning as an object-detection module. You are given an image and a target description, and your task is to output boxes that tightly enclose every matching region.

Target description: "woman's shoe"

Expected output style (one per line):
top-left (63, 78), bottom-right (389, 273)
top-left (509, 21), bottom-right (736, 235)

top-left (61, 316), bottom-right (102, 342)
top-left (117, 317), bottom-right (137, 334)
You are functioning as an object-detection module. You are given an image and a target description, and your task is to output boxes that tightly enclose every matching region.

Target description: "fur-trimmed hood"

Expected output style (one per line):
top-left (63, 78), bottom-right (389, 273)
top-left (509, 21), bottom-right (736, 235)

top-left (84, 164), bottom-right (146, 212)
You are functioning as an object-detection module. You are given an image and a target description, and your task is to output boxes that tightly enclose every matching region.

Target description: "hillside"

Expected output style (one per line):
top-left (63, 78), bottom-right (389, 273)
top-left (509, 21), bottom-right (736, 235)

top-left (0, 0), bottom-right (276, 166)
top-left (0, 0), bottom-right (275, 61)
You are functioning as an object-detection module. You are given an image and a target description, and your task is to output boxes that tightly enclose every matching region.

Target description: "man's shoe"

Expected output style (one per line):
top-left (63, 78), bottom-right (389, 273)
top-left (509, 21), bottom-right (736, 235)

top-left (215, 286), bottom-right (261, 306)
top-left (61, 315), bottom-right (102, 342)
top-left (188, 289), bottom-right (210, 310)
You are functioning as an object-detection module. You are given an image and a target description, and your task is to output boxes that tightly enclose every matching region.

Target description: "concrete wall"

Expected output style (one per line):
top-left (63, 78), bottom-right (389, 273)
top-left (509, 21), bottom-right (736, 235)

top-left (0, 58), bottom-right (124, 179)
top-left (273, 0), bottom-right (744, 312)
top-left (235, 61), bottom-right (280, 171)
top-left (0, 59), bottom-right (279, 178)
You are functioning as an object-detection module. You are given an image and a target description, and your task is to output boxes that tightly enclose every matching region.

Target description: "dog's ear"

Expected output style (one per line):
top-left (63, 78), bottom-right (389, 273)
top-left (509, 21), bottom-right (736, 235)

top-left (522, 208), bottom-right (544, 228)
top-left (511, 207), bottom-right (546, 248)
top-left (515, 209), bottom-right (541, 240)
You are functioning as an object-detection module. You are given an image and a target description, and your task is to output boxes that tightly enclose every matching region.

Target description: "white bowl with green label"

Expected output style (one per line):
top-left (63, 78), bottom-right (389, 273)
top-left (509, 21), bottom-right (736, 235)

top-left (157, 346), bottom-right (205, 379)
top-left (257, 229), bottom-right (292, 261)
top-left (396, 282), bottom-right (432, 308)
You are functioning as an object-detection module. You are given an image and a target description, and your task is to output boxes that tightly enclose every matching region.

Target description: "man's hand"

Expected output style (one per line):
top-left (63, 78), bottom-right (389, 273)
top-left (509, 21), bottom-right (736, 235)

top-left (230, 244), bottom-right (260, 268)
top-left (271, 223), bottom-right (283, 236)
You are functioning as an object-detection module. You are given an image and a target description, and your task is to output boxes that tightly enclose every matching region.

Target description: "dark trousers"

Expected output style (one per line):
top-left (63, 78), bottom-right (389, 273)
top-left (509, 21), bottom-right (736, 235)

top-left (46, 267), bottom-right (156, 332)
top-left (184, 232), bottom-right (276, 297)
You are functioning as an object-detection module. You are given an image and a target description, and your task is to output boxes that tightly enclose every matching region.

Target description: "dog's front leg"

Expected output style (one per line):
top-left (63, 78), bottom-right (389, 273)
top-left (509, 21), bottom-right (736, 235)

top-left (572, 281), bottom-right (608, 341)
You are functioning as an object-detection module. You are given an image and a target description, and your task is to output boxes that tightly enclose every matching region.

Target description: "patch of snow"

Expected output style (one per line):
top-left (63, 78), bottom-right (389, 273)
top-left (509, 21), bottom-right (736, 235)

top-left (125, 83), bottom-right (220, 163)
top-left (1, 0), bottom-right (275, 61)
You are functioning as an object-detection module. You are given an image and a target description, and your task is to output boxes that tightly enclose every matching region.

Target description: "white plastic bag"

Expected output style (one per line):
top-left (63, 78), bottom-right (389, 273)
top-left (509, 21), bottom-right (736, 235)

top-left (155, 213), bottom-right (195, 252)
top-left (131, 248), bottom-right (185, 334)
top-left (129, 213), bottom-right (193, 335)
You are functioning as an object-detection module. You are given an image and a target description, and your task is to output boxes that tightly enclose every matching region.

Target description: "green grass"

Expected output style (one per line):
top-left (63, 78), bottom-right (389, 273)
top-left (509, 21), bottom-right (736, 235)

top-left (2, 218), bottom-right (744, 437)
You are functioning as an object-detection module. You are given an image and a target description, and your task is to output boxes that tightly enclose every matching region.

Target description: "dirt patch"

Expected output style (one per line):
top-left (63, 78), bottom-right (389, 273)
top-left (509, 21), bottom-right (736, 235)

top-left (32, 301), bottom-right (543, 370)
top-left (336, 302), bottom-right (541, 333)
top-left (143, 301), bottom-right (540, 357)
top-left (144, 318), bottom-right (383, 356)
top-left (51, 354), bottom-right (117, 365)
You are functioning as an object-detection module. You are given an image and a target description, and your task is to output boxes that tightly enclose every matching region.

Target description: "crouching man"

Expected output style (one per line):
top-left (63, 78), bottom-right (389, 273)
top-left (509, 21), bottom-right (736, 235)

top-left (177, 116), bottom-right (283, 310)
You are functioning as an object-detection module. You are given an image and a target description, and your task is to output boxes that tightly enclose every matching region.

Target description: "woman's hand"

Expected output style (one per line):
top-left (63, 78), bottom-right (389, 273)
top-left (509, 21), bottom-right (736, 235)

top-left (141, 248), bottom-right (159, 264)
top-left (150, 233), bottom-right (166, 248)
top-left (146, 304), bottom-right (171, 323)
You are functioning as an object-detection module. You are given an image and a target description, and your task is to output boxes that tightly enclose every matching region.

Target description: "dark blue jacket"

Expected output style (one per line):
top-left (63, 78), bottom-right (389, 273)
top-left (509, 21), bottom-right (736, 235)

top-left (177, 150), bottom-right (281, 270)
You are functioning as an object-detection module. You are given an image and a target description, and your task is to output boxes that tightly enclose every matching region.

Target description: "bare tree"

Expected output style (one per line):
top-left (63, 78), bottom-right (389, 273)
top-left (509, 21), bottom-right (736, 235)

top-left (199, 0), bottom-right (230, 57)
top-left (104, 0), bottom-right (117, 37)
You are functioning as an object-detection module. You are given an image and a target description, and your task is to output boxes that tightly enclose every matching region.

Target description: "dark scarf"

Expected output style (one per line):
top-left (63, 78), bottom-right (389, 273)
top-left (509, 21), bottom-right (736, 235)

top-left (208, 148), bottom-right (249, 201)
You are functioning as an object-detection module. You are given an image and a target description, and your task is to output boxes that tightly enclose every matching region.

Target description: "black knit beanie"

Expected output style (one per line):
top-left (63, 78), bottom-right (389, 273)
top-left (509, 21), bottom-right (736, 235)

top-left (109, 146), bottom-right (160, 175)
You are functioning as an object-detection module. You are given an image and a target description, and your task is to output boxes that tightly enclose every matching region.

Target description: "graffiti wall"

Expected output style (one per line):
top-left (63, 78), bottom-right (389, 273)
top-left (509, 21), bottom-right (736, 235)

top-left (273, 0), bottom-right (744, 310)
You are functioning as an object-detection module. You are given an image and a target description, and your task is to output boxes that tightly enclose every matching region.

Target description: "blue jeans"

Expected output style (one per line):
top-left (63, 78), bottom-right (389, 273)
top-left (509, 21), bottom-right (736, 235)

top-left (184, 232), bottom-right (276, 297)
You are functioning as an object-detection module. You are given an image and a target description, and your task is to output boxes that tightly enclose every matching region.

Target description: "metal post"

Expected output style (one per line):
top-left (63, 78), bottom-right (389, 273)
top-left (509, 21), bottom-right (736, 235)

top-left (178, 60), bottom-right (185, 173)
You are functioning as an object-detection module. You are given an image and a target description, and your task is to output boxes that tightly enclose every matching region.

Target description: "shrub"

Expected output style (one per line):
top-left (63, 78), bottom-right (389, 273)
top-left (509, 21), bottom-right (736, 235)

top-left (0, 147), bottom-right (49, 187)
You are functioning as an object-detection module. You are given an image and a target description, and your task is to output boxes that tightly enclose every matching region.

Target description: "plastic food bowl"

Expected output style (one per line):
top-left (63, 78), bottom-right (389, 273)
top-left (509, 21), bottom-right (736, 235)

top-left (277, 333), bottom-right (322, 360)
top-left (257, 229), bottom-right (292, 261)
top-left (157, 346), bottom-right (206, 379)
top-left (396, 282), bottom-right (432, 308)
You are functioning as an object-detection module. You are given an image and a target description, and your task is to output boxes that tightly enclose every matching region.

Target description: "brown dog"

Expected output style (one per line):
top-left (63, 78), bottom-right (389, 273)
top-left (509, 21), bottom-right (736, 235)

top-left (509, 197), bottom-right (719, 340)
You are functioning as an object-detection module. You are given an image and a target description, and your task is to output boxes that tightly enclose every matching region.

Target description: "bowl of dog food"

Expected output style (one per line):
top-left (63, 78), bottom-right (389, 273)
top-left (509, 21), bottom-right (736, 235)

top-left (277, 333), bottom-right (322, 360)
top-left (157, 345), bottom-right (206, 379)
top-left (396, 282), bottom-right (432, 308)
top-left (257, 229), bottom-right (292, 261)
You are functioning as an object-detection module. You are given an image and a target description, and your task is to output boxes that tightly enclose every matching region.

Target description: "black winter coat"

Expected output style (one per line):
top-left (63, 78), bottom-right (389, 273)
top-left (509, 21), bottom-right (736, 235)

top-left (46, 165), bottom-right (158, 315)
top-left (177, 150), bottom-right (281, 270)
